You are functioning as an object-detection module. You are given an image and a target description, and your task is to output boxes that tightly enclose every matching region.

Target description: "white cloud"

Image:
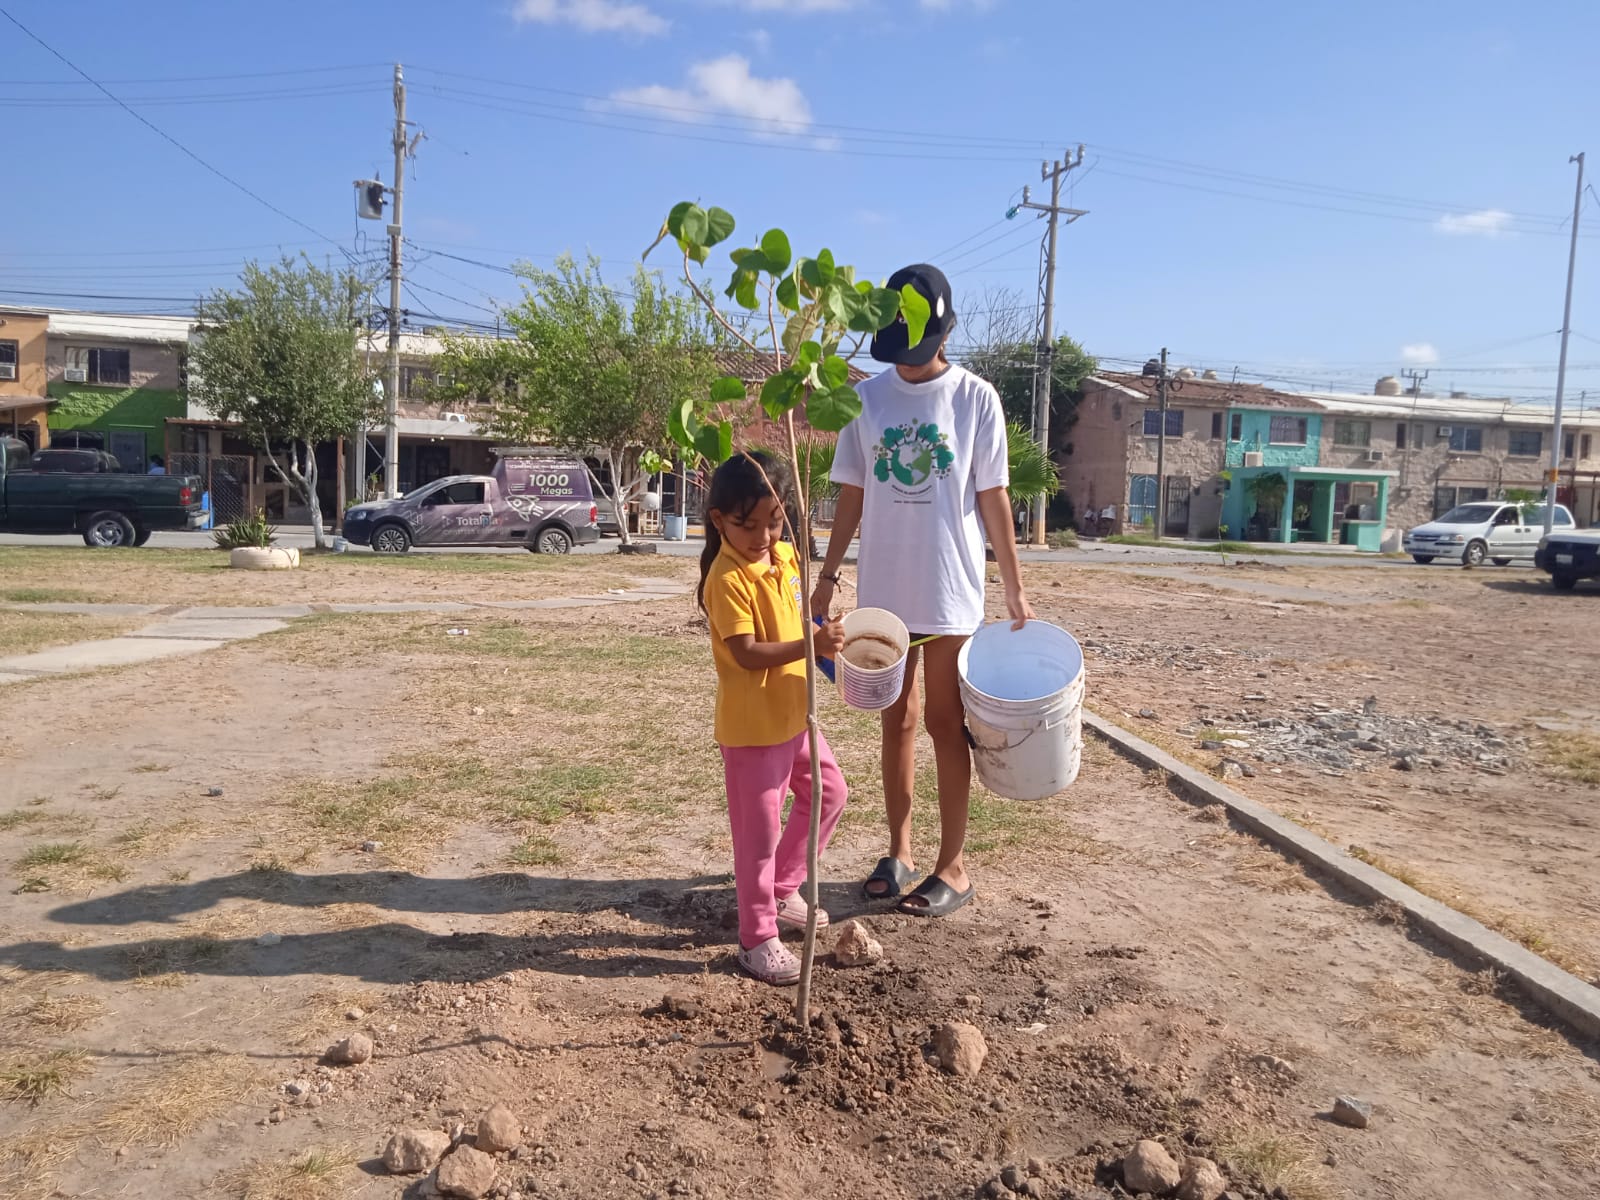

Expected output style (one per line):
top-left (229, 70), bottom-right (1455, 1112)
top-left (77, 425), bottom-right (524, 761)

top-left (743, 27), bottom-right (772, 54)
top-left (1401, 343), bottom-right (1439, 365)
top-left (611, 54), bottom-right (812, 134)
top-left (1435, 208), bottom-right (1513, 237)
top-left (513, 0), bottom-right (668, 36)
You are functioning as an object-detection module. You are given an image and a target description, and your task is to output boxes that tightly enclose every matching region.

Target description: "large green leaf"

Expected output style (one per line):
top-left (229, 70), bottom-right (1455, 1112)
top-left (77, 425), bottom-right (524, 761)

top-left (795, 341), bottom-right (822, 369)
top-left (678, 240), bottom-right (709, 265)
top-left (710, 375), bottom-right (746, 404)
top-left (800, 249), bottom-right (836, 289)
top-left (820, 354), bottom-right (849, 388)
top-left (900, 284), bottom-right (931, 350)
top-left (694, 419), bottom-right (733, 464)
top-left (824, 285), bottom-right (858, 326)
top-left (775, 274), bottom-right (799, 312)
top-left (760, 368), bottom-right (804, 418)
top-left (668, 395), bottom-right (694, 449)
top-left (849, 287), bottom-right (900, 333)
top-left (760, 229), bottom-right (792, 275)
top-left (734, 275), bottom-right (759, 311)
top-left (807, 385), bottom-right (862, 433)
top-left (666, 201), bottom-right (695, 240)
top-left (679, 205), bottom-right (710, 246)
top-left (704, 207), bottom-right (735, 247)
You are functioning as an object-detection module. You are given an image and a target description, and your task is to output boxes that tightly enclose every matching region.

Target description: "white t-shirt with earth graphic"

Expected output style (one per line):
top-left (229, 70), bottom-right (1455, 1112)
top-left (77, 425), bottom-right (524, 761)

top-left (830, 363), bottom-right (1010, 636)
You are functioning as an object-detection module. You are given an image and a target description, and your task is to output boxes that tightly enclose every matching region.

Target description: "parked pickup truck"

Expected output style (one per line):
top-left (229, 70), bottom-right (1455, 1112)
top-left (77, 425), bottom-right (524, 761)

top-left (0, 436), bottom-right (206, 547)
top-left (1535, 528), bottom-right (1600, 590)
top-left (340, 455), bottom-right (600, 555)
top-left (1403, 501), bottom-right (1574, 567)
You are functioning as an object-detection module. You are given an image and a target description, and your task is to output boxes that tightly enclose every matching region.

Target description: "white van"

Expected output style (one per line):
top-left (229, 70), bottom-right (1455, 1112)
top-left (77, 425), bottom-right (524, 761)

top-left (1404, 501), bottom-right (1575, 567)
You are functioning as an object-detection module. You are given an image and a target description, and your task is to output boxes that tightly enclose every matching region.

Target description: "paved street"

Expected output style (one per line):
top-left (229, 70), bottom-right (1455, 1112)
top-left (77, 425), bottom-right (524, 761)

top-left (0, 527), bottom-right (1469, 570)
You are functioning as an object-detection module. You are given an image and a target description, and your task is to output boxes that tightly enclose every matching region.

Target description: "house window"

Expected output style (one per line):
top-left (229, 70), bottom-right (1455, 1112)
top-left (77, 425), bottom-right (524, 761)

top-left (66, 347), bottom-right (131, 386)
top-left (1446, 426), bottom-right (1483, 453)
top-left (1396, 422), bottom-right (1408, 450)
top-left (1268, 415), bottom-right (1307, 445)
top-left (1229, 413), bottom-right (1243, 441)
top-left (1142, 409), bottom-right (1183, 437)
top-left (1210, 412), bottom-right (1223, 440)
top-left (0, 340), bottom-right (16, 381)
top-left (1508, 429), bottom-right (1543, 457)
top-left (1587, 435), bottom-right (1595, 460)
top-left (1333, 419), bottom-right (1371, 448)
top-left (1432, 486), bottom-right (1490, 518)
top-left (400, 366), bottom-right (437, 400)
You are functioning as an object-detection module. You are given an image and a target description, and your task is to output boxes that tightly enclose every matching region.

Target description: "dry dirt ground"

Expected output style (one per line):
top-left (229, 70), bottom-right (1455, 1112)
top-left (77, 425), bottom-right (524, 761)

top-left (0, 551), bottom-right (1597, 1200)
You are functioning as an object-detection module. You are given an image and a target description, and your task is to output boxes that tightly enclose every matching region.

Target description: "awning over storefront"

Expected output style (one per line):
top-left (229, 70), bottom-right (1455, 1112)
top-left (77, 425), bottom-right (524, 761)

top-left (1228, 465), bottom-right (1398, 548)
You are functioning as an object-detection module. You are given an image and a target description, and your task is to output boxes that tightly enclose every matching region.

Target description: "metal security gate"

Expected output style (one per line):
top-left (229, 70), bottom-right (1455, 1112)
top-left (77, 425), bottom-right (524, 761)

top-left (169, 453), bottom-right (253, 524)
top-left (1164, 475), bottom-right (1191, 536)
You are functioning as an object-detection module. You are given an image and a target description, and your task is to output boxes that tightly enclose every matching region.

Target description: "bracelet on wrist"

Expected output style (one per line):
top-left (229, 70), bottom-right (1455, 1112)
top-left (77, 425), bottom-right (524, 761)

top-left (819, 571), bottom-right (841, 584)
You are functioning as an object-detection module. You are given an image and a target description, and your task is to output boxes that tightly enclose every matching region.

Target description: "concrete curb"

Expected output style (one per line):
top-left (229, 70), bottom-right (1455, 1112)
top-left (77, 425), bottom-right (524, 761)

top-left (1081, 709), bottom-right (1600, 1042)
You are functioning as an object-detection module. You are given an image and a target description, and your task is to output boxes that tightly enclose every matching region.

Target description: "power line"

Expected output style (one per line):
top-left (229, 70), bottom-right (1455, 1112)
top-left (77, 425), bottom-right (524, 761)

top-left (0, 6), bottom-right (349, 255)
top-left (0, 63), bottom-right (388, 85)
top-left (0, 82), bottom-right (379, 108)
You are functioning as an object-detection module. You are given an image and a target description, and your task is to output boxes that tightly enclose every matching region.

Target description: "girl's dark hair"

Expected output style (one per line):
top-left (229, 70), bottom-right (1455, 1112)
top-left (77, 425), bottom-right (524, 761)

top-left (697, 449), bottom-right (794, 612)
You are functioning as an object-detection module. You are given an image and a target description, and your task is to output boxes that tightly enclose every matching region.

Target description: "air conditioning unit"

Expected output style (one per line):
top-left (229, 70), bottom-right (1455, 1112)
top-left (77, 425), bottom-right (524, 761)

top-left (0, 363), bottom-right (15, 381)
top-left (1365, 449), bottom-right (1385, 463)
top-left (1436, 425), bottom-right (1452, 438)
top-left (64, 366), bottom-right (88, 383)
top-left (1243, 451), bottom-right (1265, 467)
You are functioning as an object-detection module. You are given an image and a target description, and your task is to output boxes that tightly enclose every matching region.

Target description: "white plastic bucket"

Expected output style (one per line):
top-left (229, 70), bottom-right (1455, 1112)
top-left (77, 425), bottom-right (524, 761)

top-left (662, 514), bottom-right (687, 541)
top-left (958, 620), bottom-right (1085, 801)
top-left (836, 607), bottom-right (909, 711)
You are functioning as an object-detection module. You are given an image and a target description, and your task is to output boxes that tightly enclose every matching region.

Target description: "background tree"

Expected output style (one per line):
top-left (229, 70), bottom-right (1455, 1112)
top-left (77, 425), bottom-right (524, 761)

top-left (437, 254), bottom-right (718, 546)
top-left (189, 258), bottom-right (380, 550)
top-left (959, 286), bottom-right (1097, 437)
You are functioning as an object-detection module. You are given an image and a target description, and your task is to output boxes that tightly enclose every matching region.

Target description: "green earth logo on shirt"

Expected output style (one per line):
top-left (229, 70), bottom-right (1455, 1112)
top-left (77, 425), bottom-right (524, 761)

top-left (874, 422), bottom-right (955, 491)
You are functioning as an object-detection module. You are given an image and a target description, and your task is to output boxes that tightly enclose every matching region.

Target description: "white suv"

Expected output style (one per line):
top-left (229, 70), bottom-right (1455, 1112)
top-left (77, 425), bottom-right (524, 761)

top-left (1404, 501), bottom-right (1575, 567)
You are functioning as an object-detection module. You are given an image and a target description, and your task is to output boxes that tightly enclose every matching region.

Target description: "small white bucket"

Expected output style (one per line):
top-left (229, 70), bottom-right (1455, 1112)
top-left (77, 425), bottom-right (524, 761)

top-left (958, 620), bottom-right (1085, 801)
top-left (836, 607), bottom-right (909, 712)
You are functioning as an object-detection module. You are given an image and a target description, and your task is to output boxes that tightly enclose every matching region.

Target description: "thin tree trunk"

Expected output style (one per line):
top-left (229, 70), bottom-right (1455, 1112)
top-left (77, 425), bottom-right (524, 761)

top-left (781, 407), bottom-right (824, 1025)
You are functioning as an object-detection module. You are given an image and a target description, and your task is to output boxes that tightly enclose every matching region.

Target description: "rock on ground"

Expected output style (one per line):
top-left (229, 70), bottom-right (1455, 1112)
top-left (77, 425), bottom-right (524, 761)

top-left (933, 1021), bottom-right (988, 1077)
top-left (1333, 1095), bottom-right (1372, 1129)
top-left (436, 1144), bottom-right (499, 1198)
top-left (476, 1103), bottom-right (521, 1153)
top-left (327, 1033), bottom-right (373, 1065)
top-left (382, 1129), bottom-right (452, 1174)
top-left (1177, 1156), bottom-right (1228, 1200)
top-left (1122, 1139), bottom-right (1182, 1194)
top-left (833, 919), bottom-right (884, 967)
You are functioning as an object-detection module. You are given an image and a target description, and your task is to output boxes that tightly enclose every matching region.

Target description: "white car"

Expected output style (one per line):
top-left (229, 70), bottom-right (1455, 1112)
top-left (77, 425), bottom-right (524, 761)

top-left (1404, 501), bottom-right (1575, 567)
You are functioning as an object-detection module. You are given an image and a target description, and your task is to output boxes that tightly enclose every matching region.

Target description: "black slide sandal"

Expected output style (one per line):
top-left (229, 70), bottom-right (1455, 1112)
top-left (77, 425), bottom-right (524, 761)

top-left (898, 874), bottom-right (975, 918)
top-left (862, 856), bottom-right (918, 900)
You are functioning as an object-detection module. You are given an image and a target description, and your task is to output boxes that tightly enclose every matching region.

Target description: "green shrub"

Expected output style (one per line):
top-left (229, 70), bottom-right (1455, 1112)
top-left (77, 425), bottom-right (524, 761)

top-left (212, 510), bottom-right (278, 550)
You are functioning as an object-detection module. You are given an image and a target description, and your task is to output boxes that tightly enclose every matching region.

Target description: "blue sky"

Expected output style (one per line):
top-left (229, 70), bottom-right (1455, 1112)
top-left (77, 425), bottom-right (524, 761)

top-left (5, 0), bottom-right (1599, 403)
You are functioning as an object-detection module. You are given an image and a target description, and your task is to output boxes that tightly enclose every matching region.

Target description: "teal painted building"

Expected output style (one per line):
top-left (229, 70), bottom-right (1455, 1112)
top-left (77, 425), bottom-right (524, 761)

top-left (1221, 407), bottom-right (1394, 549)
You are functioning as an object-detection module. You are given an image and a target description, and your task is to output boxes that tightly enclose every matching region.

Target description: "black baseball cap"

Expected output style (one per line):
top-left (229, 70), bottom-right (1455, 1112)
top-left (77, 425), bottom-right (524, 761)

top-left (870, 263), bottom-right (956, 366)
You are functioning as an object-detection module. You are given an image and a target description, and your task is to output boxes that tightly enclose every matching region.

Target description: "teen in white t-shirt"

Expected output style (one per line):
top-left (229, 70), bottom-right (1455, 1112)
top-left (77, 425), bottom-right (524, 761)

top-left (813, 264), bottom-right (1033, 919)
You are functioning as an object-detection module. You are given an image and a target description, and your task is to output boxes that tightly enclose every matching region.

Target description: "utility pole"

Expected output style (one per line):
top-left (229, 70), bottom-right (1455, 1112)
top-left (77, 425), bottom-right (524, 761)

top-left (1014, 147), bottom-right (1087, 545)
top-left (1154, 348), bottom-right (1170, 536)
top-left (1400, 369), bottom-right (1428, 491)
top-left (1545, 151), bottom-right (1584, 536)
top-left (384, 63), bottom-right (407, 499)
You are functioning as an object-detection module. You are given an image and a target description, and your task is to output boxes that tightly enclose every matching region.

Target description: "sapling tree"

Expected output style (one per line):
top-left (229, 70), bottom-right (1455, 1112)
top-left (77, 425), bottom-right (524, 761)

top-left (646, 202), bottom-right (926, 1019)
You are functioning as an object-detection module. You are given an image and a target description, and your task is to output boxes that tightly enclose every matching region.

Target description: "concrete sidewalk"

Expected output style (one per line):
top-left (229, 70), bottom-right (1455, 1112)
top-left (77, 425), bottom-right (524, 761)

top-left (0, 581), bottom-right (696, 686)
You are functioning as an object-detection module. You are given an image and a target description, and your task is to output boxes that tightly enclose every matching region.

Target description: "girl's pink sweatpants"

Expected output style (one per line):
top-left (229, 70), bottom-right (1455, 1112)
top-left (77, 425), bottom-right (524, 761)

top-left (720, 729), bottom-right (848, 950)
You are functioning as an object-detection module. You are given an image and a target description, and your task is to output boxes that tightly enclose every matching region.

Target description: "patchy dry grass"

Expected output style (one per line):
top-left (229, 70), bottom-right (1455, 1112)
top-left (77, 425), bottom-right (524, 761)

top-left (1539, 732), bottom-right (1600, 786)
top-left (1535, 1086), bottom-right (1600, 1170)
top-left (0, 809), bottom-right (93, 837)
top-left (1230, 842), bottom-right (1315, 894)
top-left (507, 834), bottom-right (563, 867)
top-left (0, 1122), bottom-right (92, 1199)
top-left (216, 1144), bottom-right (361, 1200)
top-left (95, 1054), bottom-right (263, 1148)
top-left (10, 839), bottom-right (128, 892)
top-left (279, 989), bottom-right (383, 1048)
top-left (1219, 1130), bottom-right (1335, 1200)
top-left (1346, 845), bottom-right (1589, 976)
top-left (0, 982), bottom-right (106, 1034)
top-left (0, 610), bottom-right (134, 657)
top-left (121, 934), bottom-right (232, 987)
top-left (0, 1050), bottom-right (91, 1103)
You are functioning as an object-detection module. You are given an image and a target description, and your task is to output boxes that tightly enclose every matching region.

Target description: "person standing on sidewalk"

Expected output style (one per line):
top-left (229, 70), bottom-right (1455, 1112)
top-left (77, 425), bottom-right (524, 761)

top-left (811, 264), bottom-right (1033, 918)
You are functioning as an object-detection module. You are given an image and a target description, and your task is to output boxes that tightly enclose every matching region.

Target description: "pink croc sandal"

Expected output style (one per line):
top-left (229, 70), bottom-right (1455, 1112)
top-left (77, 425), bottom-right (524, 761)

top-left (776, 891), bottom-right (830, 933)
top-left (737, 937), bottom-right (801, 986)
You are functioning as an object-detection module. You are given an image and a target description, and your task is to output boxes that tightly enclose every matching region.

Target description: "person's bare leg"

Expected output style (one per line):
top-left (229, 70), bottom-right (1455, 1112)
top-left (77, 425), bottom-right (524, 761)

top-left (866, 647), bottom-right (921, 897)
top-left (905, 636), bottom-right (972, 902)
